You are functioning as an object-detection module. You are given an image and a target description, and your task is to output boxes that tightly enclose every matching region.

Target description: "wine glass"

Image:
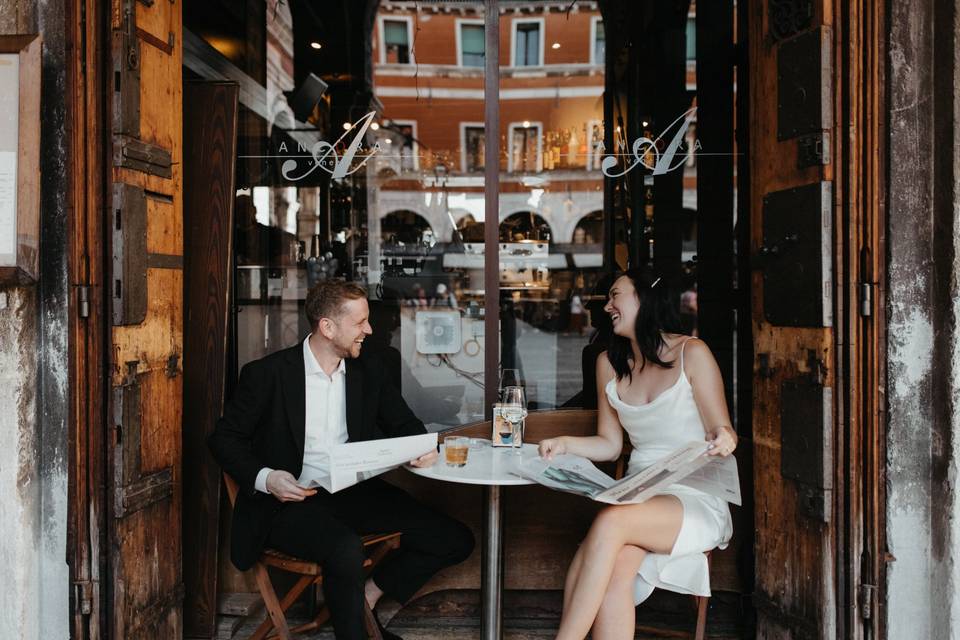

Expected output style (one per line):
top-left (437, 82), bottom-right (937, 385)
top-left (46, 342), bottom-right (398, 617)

top-left (501, 386), bottom-right (527, 449)
top-left (499, 368), bottom-right (521, 392)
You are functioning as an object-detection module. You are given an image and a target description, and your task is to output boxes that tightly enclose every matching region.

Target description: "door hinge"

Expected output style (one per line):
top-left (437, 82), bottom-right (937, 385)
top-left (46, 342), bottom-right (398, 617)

top-left (73, 580), bottom-right (93, 616)
top-left (859, 582), bottom-right (877, 620)
top-left (78, 285), bottom-right (91, 319)
top-left (859, 282), bottom-right (874, 317)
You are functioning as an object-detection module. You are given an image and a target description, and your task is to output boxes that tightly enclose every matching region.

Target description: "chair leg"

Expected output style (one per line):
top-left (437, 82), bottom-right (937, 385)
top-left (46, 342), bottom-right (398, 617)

top-left (251, 563), bottom-right (292, 640)
top-left (363, 602), bottom-right (383, 640)
top-left (252, 574), bottom-right (318, 639)
top-left (694, 595), bottom-right (708, 640)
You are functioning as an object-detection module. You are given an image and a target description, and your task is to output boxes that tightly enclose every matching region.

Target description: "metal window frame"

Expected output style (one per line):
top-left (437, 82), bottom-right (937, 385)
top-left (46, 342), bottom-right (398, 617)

top-left (482, 0), bottom-right (500, 413)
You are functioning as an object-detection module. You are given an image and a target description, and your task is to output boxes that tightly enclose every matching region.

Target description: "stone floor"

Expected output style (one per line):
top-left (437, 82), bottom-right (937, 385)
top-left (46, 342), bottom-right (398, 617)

top-left (229, 589), bottom-right (751, 639)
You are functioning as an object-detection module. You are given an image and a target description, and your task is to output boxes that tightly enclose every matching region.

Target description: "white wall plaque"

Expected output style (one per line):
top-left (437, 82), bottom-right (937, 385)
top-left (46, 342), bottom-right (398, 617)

top-left (0, 55), bottom-right (19, 262)
top-left (0, 36), bottom-right (40, 284)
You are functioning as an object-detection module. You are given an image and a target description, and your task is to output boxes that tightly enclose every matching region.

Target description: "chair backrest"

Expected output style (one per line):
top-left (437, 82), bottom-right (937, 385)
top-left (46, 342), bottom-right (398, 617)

top-left (440, 408), bottom-right (598, 443)
top-left (223, 472), bottom-right (240, 507)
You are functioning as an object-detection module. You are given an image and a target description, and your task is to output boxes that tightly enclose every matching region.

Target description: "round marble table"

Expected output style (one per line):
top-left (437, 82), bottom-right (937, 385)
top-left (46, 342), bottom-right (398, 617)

top-left (406, 441), bottom-right (537, 640)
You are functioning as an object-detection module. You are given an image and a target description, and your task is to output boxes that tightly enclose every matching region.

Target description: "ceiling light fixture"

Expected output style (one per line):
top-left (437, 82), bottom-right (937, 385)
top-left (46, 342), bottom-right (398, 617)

top-left (343, 122), bottom-right (352, 130)
top-left (551, 42), bottom-right (561, 49)
top-left (310, 41), bottom-right (322, 50)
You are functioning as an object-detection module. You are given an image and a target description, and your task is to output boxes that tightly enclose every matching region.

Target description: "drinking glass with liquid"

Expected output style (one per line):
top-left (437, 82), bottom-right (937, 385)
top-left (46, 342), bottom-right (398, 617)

top-left (444, 437), bottom-right (470, 467)
top-left (501, 386), bottom-right (527, 449)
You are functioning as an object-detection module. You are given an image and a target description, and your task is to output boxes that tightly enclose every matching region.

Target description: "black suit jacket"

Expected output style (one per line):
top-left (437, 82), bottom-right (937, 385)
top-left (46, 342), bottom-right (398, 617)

top-left (208, 341), bottom-right (427, 570)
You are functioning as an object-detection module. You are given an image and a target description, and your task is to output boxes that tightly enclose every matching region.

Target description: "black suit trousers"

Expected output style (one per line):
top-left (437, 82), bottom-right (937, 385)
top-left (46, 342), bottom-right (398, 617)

top-left (265, 477), bottom-right (474, 640)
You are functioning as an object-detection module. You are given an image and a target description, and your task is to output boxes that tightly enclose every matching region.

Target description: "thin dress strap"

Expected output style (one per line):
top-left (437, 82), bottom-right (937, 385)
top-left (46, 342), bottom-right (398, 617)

top-left (680, 336), bottom-right (697, 375)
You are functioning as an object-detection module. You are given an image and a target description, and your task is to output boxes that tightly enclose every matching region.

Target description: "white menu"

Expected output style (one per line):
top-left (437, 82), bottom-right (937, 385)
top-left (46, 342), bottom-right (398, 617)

top-left (0, 54), bottom-right (18, 263)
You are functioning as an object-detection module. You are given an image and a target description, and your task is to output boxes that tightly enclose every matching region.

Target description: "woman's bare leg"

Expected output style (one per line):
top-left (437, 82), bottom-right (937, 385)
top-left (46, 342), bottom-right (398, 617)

top-left (555, 496), bottom-right (683, 640)
top-left (563, 545), bottom-right (586, 612)
top-left (592, 545), bottom-right (647, 640)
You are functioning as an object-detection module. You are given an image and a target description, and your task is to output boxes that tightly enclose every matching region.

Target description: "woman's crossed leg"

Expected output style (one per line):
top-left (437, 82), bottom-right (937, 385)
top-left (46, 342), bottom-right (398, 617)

top-left (556, 495), bottom-right (684, 640)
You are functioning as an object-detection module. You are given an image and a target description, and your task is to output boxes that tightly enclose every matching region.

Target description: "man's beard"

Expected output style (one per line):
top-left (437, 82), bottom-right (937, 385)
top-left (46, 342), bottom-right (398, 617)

top-left (335, 338), bottom-right (360, 359)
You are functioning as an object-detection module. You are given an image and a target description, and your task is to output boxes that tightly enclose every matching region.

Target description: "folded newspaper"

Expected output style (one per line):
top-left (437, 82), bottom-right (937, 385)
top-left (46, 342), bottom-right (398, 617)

top-left (515, 441), bottom-right (741, 505)
top-left (300, 432), bottom-right (438, 493)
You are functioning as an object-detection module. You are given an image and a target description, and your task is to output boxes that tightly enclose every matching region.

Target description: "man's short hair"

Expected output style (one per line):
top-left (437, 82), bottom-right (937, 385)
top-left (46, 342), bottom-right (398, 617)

top-left (305, 280), bottom-right (367, 330)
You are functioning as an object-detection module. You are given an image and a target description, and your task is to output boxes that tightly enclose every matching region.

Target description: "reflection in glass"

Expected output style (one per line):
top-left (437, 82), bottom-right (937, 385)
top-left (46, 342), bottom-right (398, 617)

top-left (195, 0), bottom-right (702, 431)
top-left (497, 2), bottom-right (607, 411)
top-left (383, 19), bottom-right (411, 64)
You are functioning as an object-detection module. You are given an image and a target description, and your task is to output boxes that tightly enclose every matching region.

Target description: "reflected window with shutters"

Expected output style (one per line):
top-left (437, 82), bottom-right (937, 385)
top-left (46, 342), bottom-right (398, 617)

top-left (460, 23), bottom-right (485, 67)
top-left (383, 18), bottom-right (411, 64)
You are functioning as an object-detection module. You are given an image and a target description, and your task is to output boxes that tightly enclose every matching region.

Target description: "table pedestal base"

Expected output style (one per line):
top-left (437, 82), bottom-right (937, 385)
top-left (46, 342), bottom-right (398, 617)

top-left (481, 484), bottom-right (503, 640)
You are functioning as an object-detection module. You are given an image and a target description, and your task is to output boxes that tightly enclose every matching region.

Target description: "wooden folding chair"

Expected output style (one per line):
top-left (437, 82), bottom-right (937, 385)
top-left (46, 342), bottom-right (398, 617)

top-left (222, 473), bottom-right (402, 640)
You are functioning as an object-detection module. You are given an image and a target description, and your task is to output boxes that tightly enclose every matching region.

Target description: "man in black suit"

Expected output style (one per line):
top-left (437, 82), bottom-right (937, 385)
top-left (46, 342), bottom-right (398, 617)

top-left (209, 280), bottom-right (474, 640)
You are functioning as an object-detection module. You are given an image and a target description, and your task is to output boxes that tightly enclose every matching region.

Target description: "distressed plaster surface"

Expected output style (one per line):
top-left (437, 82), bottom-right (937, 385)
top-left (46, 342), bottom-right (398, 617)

top-left (886, 0), bottom-right (936, 636)
top-left (0, 288), bottom-right (41, 639)
top-left (946, 2), bottom-right (960, 633)
top-left (37, 0), bottom-right (70, 635)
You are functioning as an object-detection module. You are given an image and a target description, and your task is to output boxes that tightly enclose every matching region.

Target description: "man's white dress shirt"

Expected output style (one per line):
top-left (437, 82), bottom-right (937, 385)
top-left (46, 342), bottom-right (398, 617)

top-left (255, 336), bottom-right (350, 493)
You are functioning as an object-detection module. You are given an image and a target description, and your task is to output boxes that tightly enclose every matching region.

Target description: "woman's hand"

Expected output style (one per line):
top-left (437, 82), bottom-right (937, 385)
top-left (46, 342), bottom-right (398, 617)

top-left (706, 425), bottom-right (737, 457)
top-left (539, 436), bottom-right (568, 460)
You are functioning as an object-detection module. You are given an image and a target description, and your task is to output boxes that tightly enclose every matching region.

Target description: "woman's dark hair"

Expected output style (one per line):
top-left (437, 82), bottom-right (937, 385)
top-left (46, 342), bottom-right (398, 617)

top-left (606, 268), bottom-right (685, 380)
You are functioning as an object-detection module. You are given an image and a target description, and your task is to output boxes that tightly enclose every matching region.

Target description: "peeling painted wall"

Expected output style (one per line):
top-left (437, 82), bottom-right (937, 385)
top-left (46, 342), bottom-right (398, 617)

top-left (886, 0), bottom-right (960, 637)
top-left (0, 0), bottom-right (69, 638)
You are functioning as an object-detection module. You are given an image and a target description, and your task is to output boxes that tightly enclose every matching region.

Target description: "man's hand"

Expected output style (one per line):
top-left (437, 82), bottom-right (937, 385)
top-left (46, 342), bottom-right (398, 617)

top-left (409, 448), bottom-right (438, 468)
top-left (266, 470), bottom-right (317, 502)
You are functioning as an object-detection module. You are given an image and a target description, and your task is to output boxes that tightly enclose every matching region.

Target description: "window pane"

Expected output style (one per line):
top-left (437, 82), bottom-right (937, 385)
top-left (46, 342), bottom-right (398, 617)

top-left (595, 21), bottom-right (605, 64)
top-left (372, 4), bottom-right (488, 428)
top-left (686, 18), bottom-right (696, 60)
top-left (511, 126), bottom-right (540, 172)
top-left (461, 24), bottom-right (485, 67)
top-left (465, 127), bottom-right (485, 172)
top-left (384, 20), bottom-right (410, 63)
top-left (384, 21), bottom-right (408, 45)
top-left (499, 7), bottom-right (605, 412)
top-left (516, 23), bottom-right (540, 66)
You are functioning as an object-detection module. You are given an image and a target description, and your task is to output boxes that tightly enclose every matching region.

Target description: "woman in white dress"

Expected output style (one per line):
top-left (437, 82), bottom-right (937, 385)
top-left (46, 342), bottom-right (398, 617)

top-left (539, 269), bottom-right (738, 640)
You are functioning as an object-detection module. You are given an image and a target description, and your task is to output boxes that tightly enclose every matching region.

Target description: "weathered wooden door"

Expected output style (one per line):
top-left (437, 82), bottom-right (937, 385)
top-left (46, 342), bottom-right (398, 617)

top-left (108, 0), bottom-right (184, 636)
top-left (748, 1), bottom-right (844, 637)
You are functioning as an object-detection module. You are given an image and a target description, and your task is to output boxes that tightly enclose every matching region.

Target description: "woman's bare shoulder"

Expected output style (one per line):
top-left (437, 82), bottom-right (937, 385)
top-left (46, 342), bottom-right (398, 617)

top-left (680, 337), bottom-right (719, 377)
top-left (596, 350), bottom-right (613, 370)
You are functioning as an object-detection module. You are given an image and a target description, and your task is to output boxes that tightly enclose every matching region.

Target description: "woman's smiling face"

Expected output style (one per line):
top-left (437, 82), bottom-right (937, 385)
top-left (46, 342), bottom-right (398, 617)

top-left (604, 275), bottom-right (640, 338)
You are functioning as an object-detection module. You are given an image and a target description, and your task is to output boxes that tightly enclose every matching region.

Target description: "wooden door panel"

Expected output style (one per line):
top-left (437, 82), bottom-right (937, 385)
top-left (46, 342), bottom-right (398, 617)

top-left (138, 36), bottom-right (181, 157)
top-left (112, 268), bottom-right (183, 380)
top-left (135, 0), bottom-right (176, 48)
top-left (137, 368), bottom-right (184, 473)
top-left (112, 505), bottom-right (183, 638)
top-left (113, 167), bottom-right (175, 196)
top-left (145, 193), bottom-right (182, 256)
top-left (108, 0), bottom-right (183, 637)
top-left (750, 0), bottom-right (838, 637)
